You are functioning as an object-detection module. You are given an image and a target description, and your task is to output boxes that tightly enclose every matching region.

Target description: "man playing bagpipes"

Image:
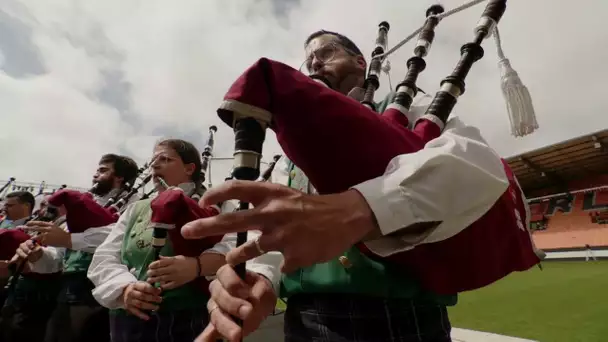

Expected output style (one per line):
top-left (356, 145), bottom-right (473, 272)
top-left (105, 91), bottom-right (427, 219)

top-left (12, 154), bottom-right (139, 342)
top-left (1, 201), bottom-right (68, 342)
top-left (0, 191), bottom-right (36, 309)
top-left (184, 5), bottom-right (541, 341)
top-left (87, 139), bottom-right (230, 342)
top-left (0, 191), bottom-right (65, 342)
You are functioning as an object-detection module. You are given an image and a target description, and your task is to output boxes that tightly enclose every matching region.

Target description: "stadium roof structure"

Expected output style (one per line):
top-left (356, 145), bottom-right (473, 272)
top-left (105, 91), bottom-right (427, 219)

top-left (506, 129), bottom-right (608, 195)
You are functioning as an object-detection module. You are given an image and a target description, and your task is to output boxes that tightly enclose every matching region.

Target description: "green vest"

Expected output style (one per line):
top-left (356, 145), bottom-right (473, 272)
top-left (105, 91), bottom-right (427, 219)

top-left (63, 250), bottom-right (93, 274)
top-left (112, 199), bottom-right (208, 314)
top-left (279, 92), bottom-right (457, 306)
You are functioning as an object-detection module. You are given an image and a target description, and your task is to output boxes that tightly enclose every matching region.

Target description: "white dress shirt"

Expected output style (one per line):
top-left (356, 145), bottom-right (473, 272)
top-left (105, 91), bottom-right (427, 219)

top-left (272, 110), bottom-right (512, 257)
top-left (353, 116), bottom-right (510, 256)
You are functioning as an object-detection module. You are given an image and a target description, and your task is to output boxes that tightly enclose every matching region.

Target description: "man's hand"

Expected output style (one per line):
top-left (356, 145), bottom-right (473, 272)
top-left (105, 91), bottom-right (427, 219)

top-left (196, 264), bottom-right (277, 342)
top-left (23, 221), bottom-right (72, 248)
top-left (15, 239), bottom-right (43, 263)
top-left (182, 180), bottom-right (379, 273)
top-left (121, 281), bottom-right (163, 321)
top-left (147, 255), bottom-right (198, 290)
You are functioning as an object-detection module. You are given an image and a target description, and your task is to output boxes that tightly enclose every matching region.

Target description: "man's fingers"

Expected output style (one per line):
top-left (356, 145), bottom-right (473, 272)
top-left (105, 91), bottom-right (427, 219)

top-left (146, 266), bottom-right (173, 277)
top-left (25, 221), bottom-right (52, 227)
top-left (22, 226), bottom-right (50, 233)
top-left (160, 281), bottom-right (177, 291)
top-left (16, 248), bottom-right (29, 260)
top-left (147, 275), bottom-right (171, 285)
top-left (195, 324), bottom-right (221, 342)
top-left (182, 208), bottom-right (270, 240)
top-left (225, 234), bottom-right (278, 267)
top-left (126, 306), bottom-right (150, 321)
top-left (148, 258), bottom-right (173, 270)
top-left (199, 180), bottom-right (289, 209)
top-left (130, 298), bottom-right (159, 312)
top-left (132, 289), bottom-right (162, 304)
top-left (133, 281), bottom-right (162, 296)
top-left (216, 265), bottom-right (251, 299)
top-left (209, 280), bottom-right (252, 320)
top-left (207, 300), bottom-right (242, 342)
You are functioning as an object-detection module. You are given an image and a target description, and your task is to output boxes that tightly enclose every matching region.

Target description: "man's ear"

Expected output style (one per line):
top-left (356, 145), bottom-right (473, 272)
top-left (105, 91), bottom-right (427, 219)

top-left (184, 163), bottom-right (196, 178)
top-left (355, 55), bottom-right (367, 72)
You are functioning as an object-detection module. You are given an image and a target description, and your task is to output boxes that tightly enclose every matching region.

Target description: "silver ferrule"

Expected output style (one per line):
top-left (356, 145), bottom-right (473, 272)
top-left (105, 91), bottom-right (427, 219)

top-left (363, 103), bottom-right (375, 110)
top-left (474, 16), bottom-right (496, 40)
top-left (414, 39), bottom-right (431, 57)
top-left (376, 30), bottom-right (388, 50)
top-left (368, 68), bottom-right (381, 78)
top-left (313, 78), bottom-right (329, 88)
top-left (152, 237), bottom-right (167, 247)
top-left (396, 85), bottom-right (416, 101)
top-left (440, 82), bottom-right (462, 99)
top-left (233, 150), bottom-right (261, 170)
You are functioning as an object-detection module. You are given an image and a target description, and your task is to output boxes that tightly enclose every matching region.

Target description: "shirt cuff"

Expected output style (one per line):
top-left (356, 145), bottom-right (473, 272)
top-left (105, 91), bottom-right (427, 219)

top-left (28, 248), bottom-right (63, 274)
top-left (91, 273), bottom-right (138, 310)
top-left (247, 263), bottom-right (279, 295)
top-left (70, 233), bottom-right (88, 252)
top-left (352, 175), bottom-right (417, 237)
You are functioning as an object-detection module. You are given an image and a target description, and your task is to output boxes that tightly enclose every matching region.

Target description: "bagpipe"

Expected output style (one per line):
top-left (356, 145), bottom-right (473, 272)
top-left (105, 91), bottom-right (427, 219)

top-left (0, 177), bottom-right (16, 199)
top-left (201, 125), bottom-right (218, 190)
top-left (216, 0), bottom-right (540, 295)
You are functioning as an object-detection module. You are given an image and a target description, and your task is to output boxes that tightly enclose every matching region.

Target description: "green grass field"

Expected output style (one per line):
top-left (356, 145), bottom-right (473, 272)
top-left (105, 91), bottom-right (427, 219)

top-left (448, 260), bottom-right (608, 342)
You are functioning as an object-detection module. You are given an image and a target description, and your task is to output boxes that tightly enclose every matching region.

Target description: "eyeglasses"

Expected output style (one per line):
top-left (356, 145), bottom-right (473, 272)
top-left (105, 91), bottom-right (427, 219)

top-left (151, 154), bottom-right (178, 166)
top-left (299, 42), bottom-right (359, 74)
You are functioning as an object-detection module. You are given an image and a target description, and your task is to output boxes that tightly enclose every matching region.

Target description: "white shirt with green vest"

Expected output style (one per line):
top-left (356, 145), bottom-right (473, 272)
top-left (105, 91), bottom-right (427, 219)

top-left (259, 89), bottom-right (511, 304)
top-left (87, 182), bottom-right (283, 312)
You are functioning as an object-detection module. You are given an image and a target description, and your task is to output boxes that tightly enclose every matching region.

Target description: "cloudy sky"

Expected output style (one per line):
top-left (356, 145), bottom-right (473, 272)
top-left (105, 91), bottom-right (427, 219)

top-left (0, 0), bottom-right (606, 189)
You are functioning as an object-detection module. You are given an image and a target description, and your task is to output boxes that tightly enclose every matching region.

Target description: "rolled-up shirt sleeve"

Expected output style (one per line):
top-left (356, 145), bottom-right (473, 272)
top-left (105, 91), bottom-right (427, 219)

top-left (87, 204), bottom-right (138, 310)
top-left (28, 246), bottom-right (65, 274)
top-left (70, 225), bottom-right (114, 253)
top-left (352, 117), bottom-right (509, 256)
top-left (28, 222), bottom-right (68, 273)
top-left (204, 231), bottom-right (283, 295)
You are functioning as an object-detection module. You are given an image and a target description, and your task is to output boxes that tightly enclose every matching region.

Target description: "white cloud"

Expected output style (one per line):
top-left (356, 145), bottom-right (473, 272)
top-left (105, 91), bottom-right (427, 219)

top-left (1, 0), bottom-right (607, 189)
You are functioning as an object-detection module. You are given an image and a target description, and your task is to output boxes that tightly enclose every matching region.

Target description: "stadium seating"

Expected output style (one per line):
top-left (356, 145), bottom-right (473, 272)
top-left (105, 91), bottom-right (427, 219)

top-left (531, 190), bottom-right (608, 249)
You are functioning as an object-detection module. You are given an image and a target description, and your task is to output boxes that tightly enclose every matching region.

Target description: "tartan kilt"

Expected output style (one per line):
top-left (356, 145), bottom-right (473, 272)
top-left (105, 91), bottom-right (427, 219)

top-left (284, 293), bottom-right (452, 342)
top-left (109, 308), bottom-right (208, 342)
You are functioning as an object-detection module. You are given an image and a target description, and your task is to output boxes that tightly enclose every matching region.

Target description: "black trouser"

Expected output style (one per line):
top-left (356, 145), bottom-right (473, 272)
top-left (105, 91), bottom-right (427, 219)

top-left (0, 273), bottom-right (62, 342)
top-left (44, 272), bottom-right (110, 342)
top-left (45, 303), bottom-right (110, 342)
top-left (109, 308), bottom-right (208, 342)
top-left (284, 293), bottom-right (452, 342)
